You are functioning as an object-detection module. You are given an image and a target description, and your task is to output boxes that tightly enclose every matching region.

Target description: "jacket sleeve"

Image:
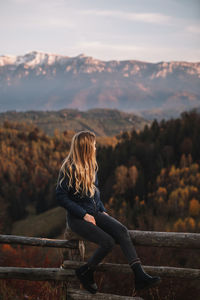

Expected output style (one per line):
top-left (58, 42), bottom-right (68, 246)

top-left (99, 198), bottom-right (107, 213)
top-left (95, 172), bottom-right (107, 213)
top-left (56, 173), bottom-right (87, 219)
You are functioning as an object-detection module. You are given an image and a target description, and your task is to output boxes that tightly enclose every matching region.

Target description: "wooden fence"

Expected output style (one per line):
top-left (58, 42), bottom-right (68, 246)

top-left (0, 229), bottom-right (200, 299)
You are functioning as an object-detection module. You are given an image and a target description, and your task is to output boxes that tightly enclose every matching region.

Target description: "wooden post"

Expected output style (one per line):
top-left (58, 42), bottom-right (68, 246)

top-left (61, 218), bottom-right (85, 264)
top-left (60, 217), bottom-right (86, 298)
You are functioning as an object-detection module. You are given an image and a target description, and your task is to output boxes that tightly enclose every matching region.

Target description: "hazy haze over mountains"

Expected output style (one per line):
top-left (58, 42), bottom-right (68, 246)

top-left (0, 51), bottom-right (199, 120)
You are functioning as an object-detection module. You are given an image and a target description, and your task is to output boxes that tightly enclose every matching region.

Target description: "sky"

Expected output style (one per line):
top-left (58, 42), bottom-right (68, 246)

top-left (0, 0), bottom-right (200, 62)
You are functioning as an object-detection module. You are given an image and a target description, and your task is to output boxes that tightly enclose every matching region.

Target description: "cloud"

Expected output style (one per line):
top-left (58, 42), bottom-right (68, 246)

top-left (75, 40), bottom-right (200, 62)
top-left (185, 25), bottom-right (200, 34)
top-left (79, 41), bottom-right (145, 52)
top-left (80, 10), bottom-right (173, 25)
top-left (36, 17), bottom-right (75, 29)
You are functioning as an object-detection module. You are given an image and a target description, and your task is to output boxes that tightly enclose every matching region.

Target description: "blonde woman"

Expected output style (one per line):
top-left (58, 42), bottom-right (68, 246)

top-left (56, 130), bottom-right (161, 294)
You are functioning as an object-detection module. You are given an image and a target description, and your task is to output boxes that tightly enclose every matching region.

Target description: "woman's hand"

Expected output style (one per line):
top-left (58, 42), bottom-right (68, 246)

top-left (83, 213), bottom-right (96, 225)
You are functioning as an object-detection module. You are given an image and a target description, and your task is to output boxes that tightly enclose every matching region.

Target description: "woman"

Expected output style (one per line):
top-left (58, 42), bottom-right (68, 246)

top-left (56, 130), bottom-right (161, 294)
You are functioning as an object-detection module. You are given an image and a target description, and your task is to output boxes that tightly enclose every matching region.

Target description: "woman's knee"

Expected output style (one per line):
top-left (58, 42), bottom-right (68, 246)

top-left (117, 224), bottom-right (129, 238)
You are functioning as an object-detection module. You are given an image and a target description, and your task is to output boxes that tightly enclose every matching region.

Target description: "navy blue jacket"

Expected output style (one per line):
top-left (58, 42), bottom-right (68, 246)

top-left (56, 169), bottom-right (107, 219)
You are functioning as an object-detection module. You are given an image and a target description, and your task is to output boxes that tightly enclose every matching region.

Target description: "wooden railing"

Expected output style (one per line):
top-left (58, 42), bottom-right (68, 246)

top-left (0, 229), bottom-right (200, 299)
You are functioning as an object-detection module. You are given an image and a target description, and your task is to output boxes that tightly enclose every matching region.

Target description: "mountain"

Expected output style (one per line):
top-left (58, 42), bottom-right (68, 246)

top-left (0, 51), bottom-right (200, 119)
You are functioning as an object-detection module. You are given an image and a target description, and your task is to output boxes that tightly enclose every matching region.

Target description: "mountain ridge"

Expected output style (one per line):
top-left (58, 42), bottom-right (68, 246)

top-left (0, 51), bottom-right (200, 115)
top-left (1, 50), bottom-right (199, 70)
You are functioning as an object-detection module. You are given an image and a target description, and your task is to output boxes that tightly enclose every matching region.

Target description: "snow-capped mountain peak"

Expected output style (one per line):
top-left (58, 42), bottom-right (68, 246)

top-left (1, 51), bottom-right (199, 78)
top-left (0, 51), bottom-right (70, 67)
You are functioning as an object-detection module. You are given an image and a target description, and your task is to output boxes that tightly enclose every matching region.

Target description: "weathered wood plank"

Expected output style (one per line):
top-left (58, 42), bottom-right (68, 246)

top-left (67, 288), bottom-right (143, 300)
top-left (0, 267), bottom-right (74, 281)
top-left (1, 231), bottom-right (200, 249)
top-left (129, 230), bottom-right (200, 249)
top-left (145, 265), bottom-right (200, 279)
top-left (63, 260), bottom-right (200, 279)
top-left (0, 234), bottom-right (77, 248)
top-left (0, 263), bottom-right (198, 281)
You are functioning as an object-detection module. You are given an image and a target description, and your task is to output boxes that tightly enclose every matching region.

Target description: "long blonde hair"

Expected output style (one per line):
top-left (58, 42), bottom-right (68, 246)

top-left (58, 130), bottom-right (98, 197)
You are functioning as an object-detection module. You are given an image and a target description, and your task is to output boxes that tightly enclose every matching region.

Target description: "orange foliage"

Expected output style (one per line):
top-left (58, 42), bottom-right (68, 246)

top-left (189, 198), bottom-right (200, 217)
top-left (173, 217), bottom-right (196, 232)
top-left (0, 243), bottom-right (63, 299)
top-left (1, 244), bottom-right (17, 254)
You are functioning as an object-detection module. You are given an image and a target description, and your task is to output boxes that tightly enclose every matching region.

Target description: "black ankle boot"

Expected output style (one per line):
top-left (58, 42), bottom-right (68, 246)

top-left (75, 263), bottom-right (98, 294)
top-left (131, 261), bottom-right (161, 291)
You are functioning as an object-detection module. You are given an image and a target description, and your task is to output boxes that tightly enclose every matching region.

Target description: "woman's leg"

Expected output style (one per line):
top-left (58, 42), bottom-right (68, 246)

top-left (95, 212), bottom-right (161, 290)
top-left (67, 213), bottom-right (116, 268)
top-left (94, 212), bottom-right (140, 268)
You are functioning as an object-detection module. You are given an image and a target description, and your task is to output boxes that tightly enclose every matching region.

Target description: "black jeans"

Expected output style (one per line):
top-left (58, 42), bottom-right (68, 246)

top-left (67, 210), bottom-right (139, 268)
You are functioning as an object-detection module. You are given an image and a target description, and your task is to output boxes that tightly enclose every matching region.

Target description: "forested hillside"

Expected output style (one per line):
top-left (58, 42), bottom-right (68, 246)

top-left (0, 108), bottom-right (150, 136)
top-left (0, 109), bottom-right (199, 235)
top-left (96, 109), bottom-right (200, 233)
top-left (0, 121), bottom-right (119, 234)
top-left (0, 109), bottom-right (200, 300)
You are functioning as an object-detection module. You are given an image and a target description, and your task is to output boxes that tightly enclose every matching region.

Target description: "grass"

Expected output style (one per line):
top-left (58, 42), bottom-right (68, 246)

top-left (11, 206), bottom-right (66, 238)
